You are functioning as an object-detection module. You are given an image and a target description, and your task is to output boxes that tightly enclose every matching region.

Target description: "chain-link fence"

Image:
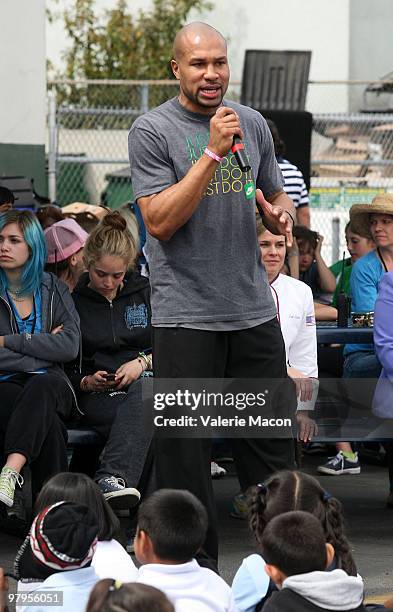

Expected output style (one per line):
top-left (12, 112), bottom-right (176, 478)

top-left (310, 111), bottom-right (393, 263)
top-left (312, 113), bottom-right (393, 186)
top-left (48, 79), bottom-right (241, 209)
top-left (48, 80), bottom-right (178, 208)
top-left (47, 80), bottom-right (393, 264)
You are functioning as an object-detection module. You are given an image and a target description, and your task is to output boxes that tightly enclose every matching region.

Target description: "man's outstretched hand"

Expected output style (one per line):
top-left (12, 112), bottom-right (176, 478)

top-left (256, 189), bottom-right (294, 247)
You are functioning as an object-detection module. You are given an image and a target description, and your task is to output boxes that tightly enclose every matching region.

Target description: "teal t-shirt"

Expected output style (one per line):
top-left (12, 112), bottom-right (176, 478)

top-left (0, 290), bottom-right (45, 380)
top-left (344, 251), bottom-right (385, 355)
top-left (12, 290), bottom-right (42, 335)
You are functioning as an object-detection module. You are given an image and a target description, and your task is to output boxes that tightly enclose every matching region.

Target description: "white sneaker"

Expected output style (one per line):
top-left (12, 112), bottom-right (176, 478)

top-left (211, 461), bottom-right (227, 479)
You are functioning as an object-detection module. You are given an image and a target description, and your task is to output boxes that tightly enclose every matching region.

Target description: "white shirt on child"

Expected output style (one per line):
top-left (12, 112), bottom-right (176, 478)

top-left (17, 566), bottom-right (99, 612)
top-left (17, 538), bottom-right (137, 610)
top-left (137, 559), bottom-right (238, 612)
top-left (92, 539), bottom-right (138, 581)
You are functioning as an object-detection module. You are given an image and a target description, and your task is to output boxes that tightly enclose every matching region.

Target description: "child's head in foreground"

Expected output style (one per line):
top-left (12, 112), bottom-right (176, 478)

top-left (86, 580), bottom-right (175, 612)
top-left (134, 489), bottom-right (208, 565)
top-left (247, 470), bottom-right (357, 576)
top-left (261, 510), bottom-right (335, 588)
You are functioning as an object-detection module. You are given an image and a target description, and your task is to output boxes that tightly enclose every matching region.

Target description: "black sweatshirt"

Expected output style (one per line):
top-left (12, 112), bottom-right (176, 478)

top-left (69, 270), bottom-right (152, 387)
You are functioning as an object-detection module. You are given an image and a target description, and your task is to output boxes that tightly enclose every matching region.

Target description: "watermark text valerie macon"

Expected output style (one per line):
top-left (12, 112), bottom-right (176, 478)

top-left (142, 378), bottom-right (296, 438)
top-left (154, 414), bottom-right (292, 428)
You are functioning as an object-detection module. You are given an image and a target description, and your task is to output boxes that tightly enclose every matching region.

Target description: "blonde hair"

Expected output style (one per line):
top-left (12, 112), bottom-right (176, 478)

top-left (83, 212), bottom-right (137, 269)
top-left (118, 203), bottom-right (140, 252)
top-left (256, 217), bottom-right (268, 237)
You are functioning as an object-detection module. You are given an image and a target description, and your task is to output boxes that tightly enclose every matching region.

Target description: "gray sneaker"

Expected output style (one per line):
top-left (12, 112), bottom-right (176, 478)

top-left (317, 451), bottom-right (361, 475)
top-left (98, 476), bottom-right (140, 510)
top-left (0, 467), bottom-right (24, 507)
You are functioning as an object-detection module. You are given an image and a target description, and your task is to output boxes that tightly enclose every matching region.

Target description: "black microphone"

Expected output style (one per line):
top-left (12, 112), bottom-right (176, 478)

top-left (231, 135), bottom-right (251, 173)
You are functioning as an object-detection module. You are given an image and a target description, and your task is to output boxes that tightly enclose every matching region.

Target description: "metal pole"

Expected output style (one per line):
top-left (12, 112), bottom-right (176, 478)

top-left (332, 217), bottom-right (340, 264)
top-left (140, 84), bottom-right (149, 114)
top-left (47, 90), bottom-right (57, 203)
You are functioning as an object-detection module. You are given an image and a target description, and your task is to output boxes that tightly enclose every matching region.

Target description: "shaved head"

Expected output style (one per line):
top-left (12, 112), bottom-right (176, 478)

top-left (170, 21), bottom-right (229, 115)
top-left (172, 22), bottom-right (226, 61)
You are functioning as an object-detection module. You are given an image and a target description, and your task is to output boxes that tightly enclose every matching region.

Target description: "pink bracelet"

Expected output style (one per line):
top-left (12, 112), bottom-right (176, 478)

top-left (204, 147), bottom-right (223, 163)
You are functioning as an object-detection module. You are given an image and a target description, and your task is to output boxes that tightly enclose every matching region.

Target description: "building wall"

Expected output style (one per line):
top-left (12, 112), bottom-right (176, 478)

top-left (47, 0), bottom-right (393, 116)
top-left (349, 0), bottom-right (393, 111)
top-left (0, 0), bottom-right (47, 194)
top-left (48, 0), bottom-right (352, 113)
top-left (194, 0), bottom-right (351, 113)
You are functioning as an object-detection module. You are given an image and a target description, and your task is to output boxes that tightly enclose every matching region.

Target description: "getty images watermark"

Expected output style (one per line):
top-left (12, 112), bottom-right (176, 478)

top-left (153, 388), bottom-right (291, 429)
top-left (142, 378), bottom-right (296, 438)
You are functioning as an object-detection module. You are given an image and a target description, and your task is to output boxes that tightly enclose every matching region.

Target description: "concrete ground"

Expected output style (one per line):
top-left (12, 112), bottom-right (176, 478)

top-left (1, 454), bottom-right (392, 602)
top-left (218, 454), bottom-right (393, 596)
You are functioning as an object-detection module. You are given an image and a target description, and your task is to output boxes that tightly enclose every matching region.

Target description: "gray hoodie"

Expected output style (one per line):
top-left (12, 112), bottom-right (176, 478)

top-left (0, 272), bottom-right (80, 401)
top-left (283, 569), bottom-right (364, 610)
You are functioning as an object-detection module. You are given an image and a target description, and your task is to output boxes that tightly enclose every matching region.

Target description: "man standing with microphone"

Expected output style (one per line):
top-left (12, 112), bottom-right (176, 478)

top-left (129, 22), bottom-right (296, 567)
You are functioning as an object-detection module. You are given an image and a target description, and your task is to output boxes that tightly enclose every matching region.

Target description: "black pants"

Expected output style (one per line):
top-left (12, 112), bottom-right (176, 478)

top-left (153, 318), bottom-right (296, 565)
top-left (0, 373), bottom-right (74, 499)
top-left (80, 381), bottom-right (153, 489)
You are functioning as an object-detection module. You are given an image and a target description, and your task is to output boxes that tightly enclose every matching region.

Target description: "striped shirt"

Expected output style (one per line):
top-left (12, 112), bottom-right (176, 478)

top-left (277, 156), bottom-right (309, 209)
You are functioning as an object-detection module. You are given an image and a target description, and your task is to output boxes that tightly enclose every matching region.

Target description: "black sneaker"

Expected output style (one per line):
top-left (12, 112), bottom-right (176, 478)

top-left (317, 451), bottom-right (361, 475)
top-left (98, 476), bottom-right (140, 510)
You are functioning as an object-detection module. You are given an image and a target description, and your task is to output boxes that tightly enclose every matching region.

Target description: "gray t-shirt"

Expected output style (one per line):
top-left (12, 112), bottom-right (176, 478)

top-left (129, 97), bottom-right (283, 327)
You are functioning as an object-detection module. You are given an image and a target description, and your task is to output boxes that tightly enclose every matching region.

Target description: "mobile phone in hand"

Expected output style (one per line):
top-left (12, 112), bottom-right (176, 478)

top-left (105, 373), bottom-right (116, 381)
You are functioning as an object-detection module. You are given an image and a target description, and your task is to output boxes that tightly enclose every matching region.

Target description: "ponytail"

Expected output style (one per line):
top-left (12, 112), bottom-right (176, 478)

top-left (248, 484), bottom-right (269, 543)
top-left (84, 211), bottom-right (137, 270)
top-left (324, 496), bottom-right (357, 576)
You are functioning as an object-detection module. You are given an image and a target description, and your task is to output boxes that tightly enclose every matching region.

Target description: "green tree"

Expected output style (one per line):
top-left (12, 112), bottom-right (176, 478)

top-left (55, 0), bottom-right (211, 108)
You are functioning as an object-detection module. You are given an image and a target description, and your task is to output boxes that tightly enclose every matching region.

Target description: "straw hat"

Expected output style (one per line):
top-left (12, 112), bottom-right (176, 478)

top-left (62, 202), bottom-right (109, 220)
top-left (349, 193), bottom-right (393, 236)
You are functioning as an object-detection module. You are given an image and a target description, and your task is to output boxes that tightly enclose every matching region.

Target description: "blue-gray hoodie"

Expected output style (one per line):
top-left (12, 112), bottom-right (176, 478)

top-left (0, 272), bottom-right (80, 402)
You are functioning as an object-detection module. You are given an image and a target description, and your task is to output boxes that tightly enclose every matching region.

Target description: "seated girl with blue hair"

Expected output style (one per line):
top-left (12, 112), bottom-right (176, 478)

top-left (0, 210), bottom-right (80, 508)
